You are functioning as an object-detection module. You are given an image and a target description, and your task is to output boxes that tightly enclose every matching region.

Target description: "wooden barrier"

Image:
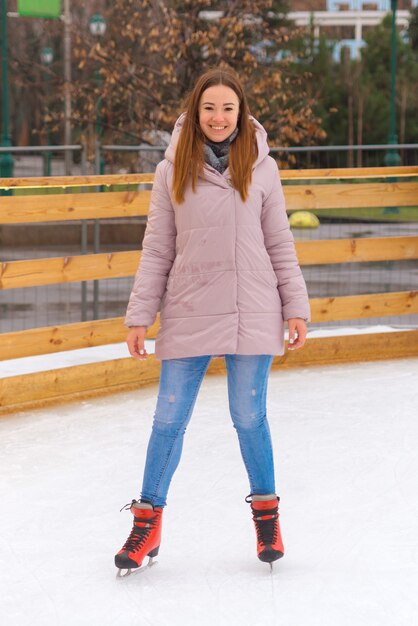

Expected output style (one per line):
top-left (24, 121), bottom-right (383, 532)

top-left (0, 250), bottom-right (140, 289)
top-left (1, 291), bottom-right (417, 362)
top-left (0, 191), bottom-right (151, 223)
top-left (1, 331), bottom-right (418, 416)
top-left (1, 165), bottom-right (417, 414)
top-left (1, 165), bottom-right (417, 189)
top-left (0, 173), bottom-right (155, 189)
top-left (0, 183), bottom-right (416, 224)
top-left (2, 237), bottom-right (418, 289)
top-left (284, 182), bottom-right (418, 211)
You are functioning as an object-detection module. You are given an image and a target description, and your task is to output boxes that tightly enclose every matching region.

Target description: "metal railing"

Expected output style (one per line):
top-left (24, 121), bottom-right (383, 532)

top-left (100, 143), bottom-right (418, 173)
top-left (0, 144), bottom-right (86, 177)
top-left (2, 142), bottom-right (417, 177)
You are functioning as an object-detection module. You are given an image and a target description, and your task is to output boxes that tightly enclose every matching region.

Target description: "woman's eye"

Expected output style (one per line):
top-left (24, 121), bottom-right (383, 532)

top-left (203, 107), bottom-right (234, 111)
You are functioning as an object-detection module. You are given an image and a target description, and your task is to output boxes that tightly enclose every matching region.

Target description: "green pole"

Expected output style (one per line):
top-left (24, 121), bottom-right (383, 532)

top-left (0, 0), bottom-right (14, 181)
top-left (96, 68), bottom-right (105, 175)
top-left (41, 46), bottom-right (54, 176)
top-left (384, 0), bottom-right (401, 168)
top-left (89, 14), bottom-right (106, 176)
top-left (45, 70), bottom-right (52, 177)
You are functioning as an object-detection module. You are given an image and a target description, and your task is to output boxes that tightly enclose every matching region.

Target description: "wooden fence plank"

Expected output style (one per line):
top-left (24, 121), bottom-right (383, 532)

top-left (1, 291), bottom-right (416, 360)
top-left (272, 330), bottom-right (418, 367)
top-left (1, 330), bottom-right (418, 415)
top-left (0, 250), bottom-right (140, 288)
top-left (0, 355), bottom-right (162, 411)
top-left (1, 183), bottom-right (417, 224)
top-left (310, 291), bottom-right (418, 321)
top-left (284, 182), bottom-right (418, 210)
top-left (1, 166), bottom-right (417, 190)
top-left (0, 316), bottom-right (161, 360)
top-left (296, 236), bottom-right (418, 265)
top-left (0, 191), bottom-right (151, 224)
top-left (1, 237), bottom-right (417, 289)
top-left (0, 317), bottom-right (129, 360)
top-left (0, 173), bottom-right (155, 189)
top-left (280, 166), bottom-right (418, 179)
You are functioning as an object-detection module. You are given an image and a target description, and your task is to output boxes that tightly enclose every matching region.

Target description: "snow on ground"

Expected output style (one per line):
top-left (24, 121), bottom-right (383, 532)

top-left (1, 355), bottom-right (418, 626)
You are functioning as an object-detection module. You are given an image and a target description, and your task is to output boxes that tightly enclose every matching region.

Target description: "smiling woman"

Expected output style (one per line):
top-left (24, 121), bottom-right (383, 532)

top-left (171, 69), bottom-right (258, 204)
top-left (198, 85), bottom-right (240, 142)
top-left (118, 66), bottom-right (311, 577)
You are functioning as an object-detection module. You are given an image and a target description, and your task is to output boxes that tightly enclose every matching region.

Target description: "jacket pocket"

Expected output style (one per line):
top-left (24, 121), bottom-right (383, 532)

top-left (261, 270), bottom-right (278, 288)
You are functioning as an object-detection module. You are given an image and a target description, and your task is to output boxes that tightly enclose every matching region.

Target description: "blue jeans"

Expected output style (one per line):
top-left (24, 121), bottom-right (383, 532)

top-left (140, 354), bottom-right (276, 507)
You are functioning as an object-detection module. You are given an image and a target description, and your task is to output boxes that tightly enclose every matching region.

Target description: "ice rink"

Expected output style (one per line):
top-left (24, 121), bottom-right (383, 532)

top-left (1, 355), bottom-right (418, 626)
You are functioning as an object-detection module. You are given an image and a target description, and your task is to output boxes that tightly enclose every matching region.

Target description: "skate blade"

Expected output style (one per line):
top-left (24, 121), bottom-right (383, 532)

top-left (116, 556), bottom-right (157, 578)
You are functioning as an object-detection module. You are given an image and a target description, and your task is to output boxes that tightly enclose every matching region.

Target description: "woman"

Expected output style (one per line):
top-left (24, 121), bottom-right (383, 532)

top-left (115, 67), bottom-right (310, 575)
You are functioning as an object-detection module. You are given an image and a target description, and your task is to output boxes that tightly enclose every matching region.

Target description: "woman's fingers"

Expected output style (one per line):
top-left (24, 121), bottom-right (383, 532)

top-left (127, 337), bottom-right (141, 359)
top-left (127, 328), bottom-right (148, 360)
top-left (136, 349), bottom-right (148, 360)
top-left (287, 318), bottom-right (307, 351)
top-left (288, 337), bottom-right (304, 350)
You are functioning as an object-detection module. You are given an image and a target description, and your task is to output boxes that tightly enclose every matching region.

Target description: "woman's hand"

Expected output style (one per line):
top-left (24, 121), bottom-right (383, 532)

top-left (287, 318), bottom-right (307, 351)
top-left (126, 326), bottom-right (149, 360)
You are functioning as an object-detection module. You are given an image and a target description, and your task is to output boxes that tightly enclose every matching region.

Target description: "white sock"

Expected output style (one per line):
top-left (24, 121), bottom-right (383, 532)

top-left (132, 501), bottom-right (153, 510)
top-left (252, 494), bottom-right (276, 502)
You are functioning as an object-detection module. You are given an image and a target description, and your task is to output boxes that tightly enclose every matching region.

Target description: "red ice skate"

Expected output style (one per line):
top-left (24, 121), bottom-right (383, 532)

top-left (115, 500), bottom-right (163, 576)
top-left (246, 494), bottom-right (284, 567)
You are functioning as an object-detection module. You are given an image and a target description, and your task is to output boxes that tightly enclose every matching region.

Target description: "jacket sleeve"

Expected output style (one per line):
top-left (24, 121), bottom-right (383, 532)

top-left (260, 160), bottom-right (311, 322)
top-left (125, 160), bottom-right (177, 327)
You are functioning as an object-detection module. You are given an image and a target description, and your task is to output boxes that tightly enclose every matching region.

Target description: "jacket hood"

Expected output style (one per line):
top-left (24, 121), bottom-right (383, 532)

top-left (164, 112), bottom-right (270, 171)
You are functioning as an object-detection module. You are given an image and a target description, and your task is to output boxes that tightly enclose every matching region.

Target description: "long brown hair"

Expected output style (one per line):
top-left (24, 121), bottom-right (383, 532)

top-left (172, 68), bottom-right (258, 204)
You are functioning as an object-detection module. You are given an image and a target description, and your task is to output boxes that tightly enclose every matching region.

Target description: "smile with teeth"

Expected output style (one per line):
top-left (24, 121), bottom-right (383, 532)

top-left (210, 125), bottom-right (227, 130)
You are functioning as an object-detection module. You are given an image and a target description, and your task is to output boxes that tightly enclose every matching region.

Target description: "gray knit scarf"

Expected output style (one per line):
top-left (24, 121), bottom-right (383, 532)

top-left (203, 127), bottom-right (239, 174)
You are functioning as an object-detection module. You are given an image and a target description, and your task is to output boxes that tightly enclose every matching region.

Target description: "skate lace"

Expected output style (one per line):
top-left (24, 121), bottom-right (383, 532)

top-left (252, 507), bottom-right (279, 546)
top-left (123, 517), bottom-right (157, 553)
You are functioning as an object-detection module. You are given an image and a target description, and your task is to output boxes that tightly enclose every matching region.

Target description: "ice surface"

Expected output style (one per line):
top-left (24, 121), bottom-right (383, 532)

top-left (1, 356), bottom-right (418, 626)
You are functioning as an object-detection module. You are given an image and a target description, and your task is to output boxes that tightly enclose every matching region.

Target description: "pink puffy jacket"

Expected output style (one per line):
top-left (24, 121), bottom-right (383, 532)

top-left (125, 112), bottom-right (311, 360)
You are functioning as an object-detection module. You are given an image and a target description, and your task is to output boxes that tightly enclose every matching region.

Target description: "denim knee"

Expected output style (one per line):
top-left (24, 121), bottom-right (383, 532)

top-left (150, 387), bottom-right (190, 436)
top-left (230, 408), bottom-right (268, 432)
top-left (151, 414), bottom-right (188, 437)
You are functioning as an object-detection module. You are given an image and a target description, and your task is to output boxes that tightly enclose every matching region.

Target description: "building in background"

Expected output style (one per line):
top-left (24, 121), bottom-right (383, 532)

top-left (289, 0), bottom-right (417, 60)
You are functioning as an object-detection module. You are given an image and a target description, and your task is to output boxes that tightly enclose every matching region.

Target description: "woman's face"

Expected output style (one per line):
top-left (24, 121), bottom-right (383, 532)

top-left (198, 84), bottom-right (240, 143)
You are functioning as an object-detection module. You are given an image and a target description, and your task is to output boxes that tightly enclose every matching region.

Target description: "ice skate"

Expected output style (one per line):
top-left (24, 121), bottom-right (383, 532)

top-left (246, 494), bottom-right (284, 566)
top-left (115, 499), bottom-right (163, 577)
